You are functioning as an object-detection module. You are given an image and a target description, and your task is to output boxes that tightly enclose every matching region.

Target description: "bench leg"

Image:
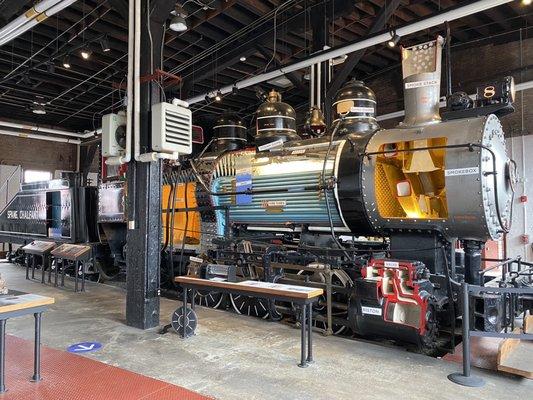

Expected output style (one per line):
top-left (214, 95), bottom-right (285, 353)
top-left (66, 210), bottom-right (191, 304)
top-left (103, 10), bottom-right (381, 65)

top-left (307, 303), bottom-right (314, 363)
top-left (0, 319), bottom-right (6, 393)
top-left (298, 304), bottom-right (308, 368)
top-left (41, 255), bottom-right (46, 284)
top-left (31, 313), bottom-right (42, 382)
top-left (74, 261), bottom-right (79, 293)
top-left (81, 262), bottom-right (86, 292)
top-left (32, 255), bottom-right (36, 280)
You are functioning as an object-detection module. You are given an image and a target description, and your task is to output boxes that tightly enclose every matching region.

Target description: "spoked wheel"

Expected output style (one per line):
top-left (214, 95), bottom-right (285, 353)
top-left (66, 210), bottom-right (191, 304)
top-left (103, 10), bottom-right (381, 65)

top-left (195, 290), bottom-right (225, 308)
top-left (171, 306), bottom-right (198, 337)
top-left (295, 269), bottom-right (352, 335)
top-left (230, 294), bottom-right (270, 319)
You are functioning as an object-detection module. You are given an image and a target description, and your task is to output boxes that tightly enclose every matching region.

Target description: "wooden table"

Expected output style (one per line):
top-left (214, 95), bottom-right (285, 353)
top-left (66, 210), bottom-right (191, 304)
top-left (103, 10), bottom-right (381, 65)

top-left (174, 276), bottom-right (323, 367)
top-left (0, 291), bottom-right (54, 393)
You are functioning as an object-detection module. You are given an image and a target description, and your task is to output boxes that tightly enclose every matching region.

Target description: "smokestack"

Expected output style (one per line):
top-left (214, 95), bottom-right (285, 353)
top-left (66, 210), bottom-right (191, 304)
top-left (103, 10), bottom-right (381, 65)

top-left (400, 36), bottom-right (444, 127)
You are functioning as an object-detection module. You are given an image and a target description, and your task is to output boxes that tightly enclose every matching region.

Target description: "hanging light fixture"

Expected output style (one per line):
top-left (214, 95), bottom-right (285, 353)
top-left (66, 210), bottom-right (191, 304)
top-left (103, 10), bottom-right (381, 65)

top-left (387, 28), bottom-right (400, 48)
top-left (62, 54), bottom-right (71, 69)
top-left (232, 84), bottom-right (238, 95)
top-left (99, 35), bottom-right (111, 52)
top-left (80, 46), bottom-right (92, 60)
top-left (214, 90), bottom-right (222, 102)
top-left (239, 56), bottom-right (246, 62)
top-left (169, 5), bottom-right (188, 32)
top-left (32, 97), bottom-right (47, 115)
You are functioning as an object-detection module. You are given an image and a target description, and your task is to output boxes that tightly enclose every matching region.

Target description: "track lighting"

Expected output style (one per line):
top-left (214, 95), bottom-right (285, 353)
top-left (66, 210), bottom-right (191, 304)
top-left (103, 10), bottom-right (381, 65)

top-left (387, 29), bottom-right (400, 48)
top-left (239, 56), bottom-right (246, 62)
top-left (62, 54), bottom-right (71, 69)
top-left (232, 84), bottom-right (238, 96)
top-left (169, 5), bottom-right (188, 32)
top-left (32, 103), bottom-right (46, 115)
top-left (80, 46), bottom-right (92, 60)
top-left (214, 90), bottom-right (222, 102)
top-left (100, 35), bottom-right (111, 52)
top-left (205, 94), bottom-right (210, 103)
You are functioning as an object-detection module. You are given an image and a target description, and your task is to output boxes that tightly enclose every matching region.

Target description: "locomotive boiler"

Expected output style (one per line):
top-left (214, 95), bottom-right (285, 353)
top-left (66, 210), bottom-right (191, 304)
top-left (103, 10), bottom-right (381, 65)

top-left (200, 36), bottom-right (519, 352)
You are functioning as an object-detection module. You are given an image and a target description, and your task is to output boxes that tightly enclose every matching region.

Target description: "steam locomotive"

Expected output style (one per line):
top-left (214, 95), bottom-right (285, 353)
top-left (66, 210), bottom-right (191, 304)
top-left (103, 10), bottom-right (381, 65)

top-left (1, 36), bottom-right (528, 354)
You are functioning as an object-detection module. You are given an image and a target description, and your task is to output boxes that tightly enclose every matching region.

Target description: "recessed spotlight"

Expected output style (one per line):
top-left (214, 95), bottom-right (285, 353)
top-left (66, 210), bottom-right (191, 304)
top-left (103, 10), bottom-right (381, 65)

top-left (80, 46), bottom-right (92, 60)
top-left (239, 56), bottom-right (246, 62)
top-left (62, 54), bottom-right (71, 69)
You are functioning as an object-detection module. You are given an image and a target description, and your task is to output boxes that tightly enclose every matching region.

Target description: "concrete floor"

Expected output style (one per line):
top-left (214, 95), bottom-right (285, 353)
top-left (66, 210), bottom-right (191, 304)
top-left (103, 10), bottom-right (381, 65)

top-left (1, 261), bottom-right (531, 400)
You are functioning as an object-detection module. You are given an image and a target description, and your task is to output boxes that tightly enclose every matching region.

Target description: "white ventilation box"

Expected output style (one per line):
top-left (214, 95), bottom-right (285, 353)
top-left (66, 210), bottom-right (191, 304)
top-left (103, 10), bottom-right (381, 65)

top-left (102, 112), bottom-right (127, 157)
top-left (151, 102), bottom-right (192, 155)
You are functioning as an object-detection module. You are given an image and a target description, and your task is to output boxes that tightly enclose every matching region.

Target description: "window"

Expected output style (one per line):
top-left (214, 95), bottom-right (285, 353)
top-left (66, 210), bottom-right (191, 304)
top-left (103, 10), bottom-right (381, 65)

top-left (24, 170), bottom-right (52, 183)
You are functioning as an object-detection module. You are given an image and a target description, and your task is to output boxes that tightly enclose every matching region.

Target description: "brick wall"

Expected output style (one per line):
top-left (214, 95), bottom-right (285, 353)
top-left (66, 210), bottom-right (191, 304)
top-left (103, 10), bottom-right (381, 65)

top-left (0, 135), bottom-right (77, 172)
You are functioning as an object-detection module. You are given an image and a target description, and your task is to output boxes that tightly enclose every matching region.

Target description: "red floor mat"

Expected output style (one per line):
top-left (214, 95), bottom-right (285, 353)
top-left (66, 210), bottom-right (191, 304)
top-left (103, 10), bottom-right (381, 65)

top-left (1, 335), bottom-right (211, 400)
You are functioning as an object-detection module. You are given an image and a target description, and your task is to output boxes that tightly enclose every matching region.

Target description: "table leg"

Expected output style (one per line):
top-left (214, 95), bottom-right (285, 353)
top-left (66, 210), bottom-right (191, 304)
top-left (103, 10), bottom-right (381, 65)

top-left (307, 302), bottom-right (314, 364)
top-left (31, 313), bottom-right (42, 382)
top-left (41, 255), bottom-right (46, 284)
top-left (25, 255), bottom-right (30, 280)
top-left (81, 262), bottom-right (86, 292)
top-left (182, 288), bottom-right (187, 339)
top-left (54, 259), bottom-right (59, 287)
top-left (298, 304), bottom-right (308, 368)
top-left (74, 261), bottom-right (79, 293)
top-left (61, 261), bottom-right (66, 287)
top-left (32, 255), bottom-right (36, 279)
top-left (0, 319), bottom-right (6, 393)
top-left (48, 255), bottom-right (52, 284)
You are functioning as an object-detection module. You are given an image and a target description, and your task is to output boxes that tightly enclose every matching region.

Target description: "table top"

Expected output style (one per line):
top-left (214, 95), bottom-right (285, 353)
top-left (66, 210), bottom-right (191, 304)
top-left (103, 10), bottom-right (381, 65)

top-left (0, 290), bottom-right (54, 314)
top-left (51, 243), bottom-right (91, 261)
top-left (22, 241), bottom-right (56, 255)
top-left (175, 276), bottom-right (323, 299)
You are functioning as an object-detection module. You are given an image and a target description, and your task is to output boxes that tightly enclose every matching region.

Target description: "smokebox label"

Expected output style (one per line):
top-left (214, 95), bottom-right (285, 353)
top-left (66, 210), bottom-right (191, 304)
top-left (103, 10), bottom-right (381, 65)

top-left (405, 79), bottom-right (439, 89)
top-left (257, 139), bottom-right (284, 152)
top-left (445, 167), bottom-right (479, 177)
top-left (361, 306), bottom-right (382, 316)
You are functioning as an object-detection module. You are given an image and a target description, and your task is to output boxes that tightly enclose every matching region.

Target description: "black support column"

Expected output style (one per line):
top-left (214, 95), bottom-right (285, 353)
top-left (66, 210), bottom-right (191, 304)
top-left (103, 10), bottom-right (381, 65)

top-left (126, 0), bottom-right (175, 329)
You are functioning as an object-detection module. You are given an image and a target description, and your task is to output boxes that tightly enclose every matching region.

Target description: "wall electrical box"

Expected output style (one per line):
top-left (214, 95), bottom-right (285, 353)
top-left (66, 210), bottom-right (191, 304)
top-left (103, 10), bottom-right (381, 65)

top-left (102, 112), bottom-right (127, 157)
top-left (151, 102), bottom-right (192, 155)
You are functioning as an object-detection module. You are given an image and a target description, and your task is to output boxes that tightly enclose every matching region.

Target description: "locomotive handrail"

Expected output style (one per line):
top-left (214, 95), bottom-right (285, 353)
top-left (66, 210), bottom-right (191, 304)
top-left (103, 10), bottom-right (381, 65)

top-left (360, 142), bottom-right (512, 235)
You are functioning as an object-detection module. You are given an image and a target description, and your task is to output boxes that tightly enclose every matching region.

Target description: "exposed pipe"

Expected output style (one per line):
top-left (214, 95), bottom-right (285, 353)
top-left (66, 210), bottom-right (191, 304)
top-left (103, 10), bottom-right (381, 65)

top-left (133, 0), bottom-right (141, 162)
top-left (0, 121), bottom-right (96, 138)
top-left (0, 0), bottom-right (77, 47)
top-left (0, 0), bottom-right (62, 40)
top-left (376, 79), bottom-right (533, 122)
top-left (187, 0), bottom-right (513, 104)
top-left (106, 0), bottom-right (135, 166)
top-left (0, 128), bottom-right (81, 144)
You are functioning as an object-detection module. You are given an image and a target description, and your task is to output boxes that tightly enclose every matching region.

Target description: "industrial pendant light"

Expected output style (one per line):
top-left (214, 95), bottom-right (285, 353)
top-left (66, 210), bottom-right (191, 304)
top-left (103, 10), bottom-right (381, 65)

top-left (80, 46), bottom-right (92, 60)
top-left (100, 35), bottom-right (111, 52)
top-left (214, 90), bottom-right (222, 102)
top-left (62, 54), bottom-right (71, 69)
top-left (169, 5), bottom-right (188, 32)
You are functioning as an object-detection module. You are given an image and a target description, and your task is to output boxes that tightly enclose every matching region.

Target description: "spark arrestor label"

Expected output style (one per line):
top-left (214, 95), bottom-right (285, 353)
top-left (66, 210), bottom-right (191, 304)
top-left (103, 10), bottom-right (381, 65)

top-left (445, 167), bottom-right (479, 177)
top-left (405, 79), bottom-right (439, 89)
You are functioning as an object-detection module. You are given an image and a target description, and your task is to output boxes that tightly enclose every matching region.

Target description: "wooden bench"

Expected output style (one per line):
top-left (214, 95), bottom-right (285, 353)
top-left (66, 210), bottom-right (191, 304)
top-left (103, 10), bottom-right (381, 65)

top-left (0, 290), bottom-right (55, 392)
top-left (174, 276), bottom-right (323, 368)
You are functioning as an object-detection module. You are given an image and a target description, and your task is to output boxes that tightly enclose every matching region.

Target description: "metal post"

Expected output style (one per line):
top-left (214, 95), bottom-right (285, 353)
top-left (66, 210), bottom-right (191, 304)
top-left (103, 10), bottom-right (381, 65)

top-left (32, 254), bottom-right (36, 279)
top-left (182, 287), bottom-right (187, 339)
top-left (0, 319), bottom-right (6, 393)
top-left (326, 268), bottom-right (333, 336)
top-left (61, 260), bottom-right (66, 287)
top-left (447, 282), bottom-right (485, 387)
top-left (54, 259), bottom-right (59, 286)
top-left (298, 304), bottom-right (308, 368)
top-left (307, 302), bottom-right (314, 363)
top-left (31, 313), bottom-right (42, 382)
